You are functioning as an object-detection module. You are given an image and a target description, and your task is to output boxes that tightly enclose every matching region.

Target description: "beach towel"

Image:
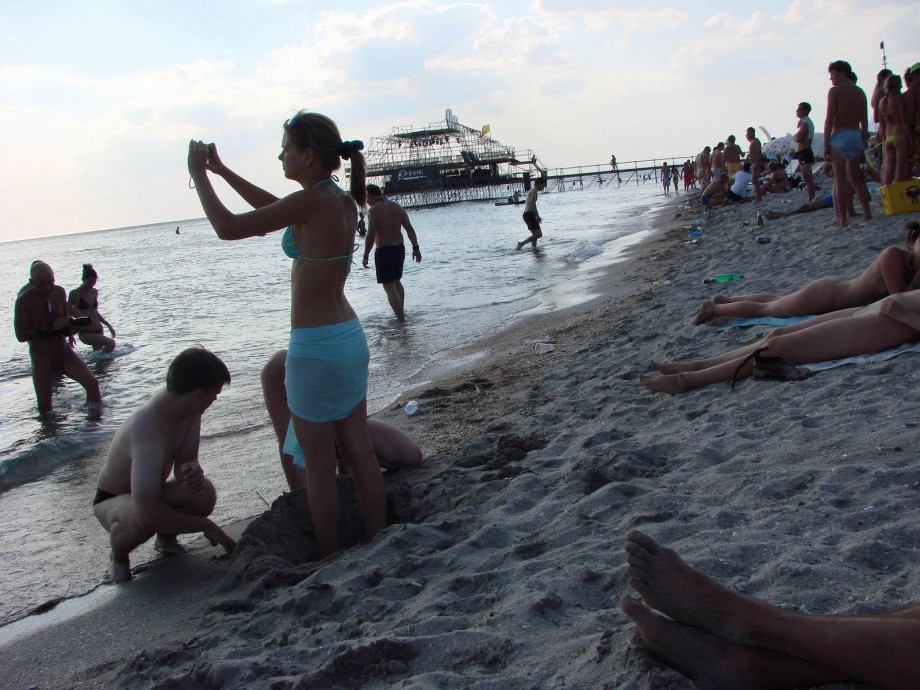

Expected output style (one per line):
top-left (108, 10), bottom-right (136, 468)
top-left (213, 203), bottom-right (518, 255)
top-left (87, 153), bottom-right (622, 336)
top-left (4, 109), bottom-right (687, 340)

top-left (802, 342), bottom-right (920, 373)
top-left (709, 315), bottom-right (815, 332)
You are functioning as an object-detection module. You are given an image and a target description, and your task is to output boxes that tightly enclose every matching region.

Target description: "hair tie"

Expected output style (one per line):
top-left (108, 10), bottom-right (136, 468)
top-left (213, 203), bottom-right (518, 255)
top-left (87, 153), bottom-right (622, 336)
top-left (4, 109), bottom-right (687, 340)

top-left (338, 140), bottom-right (364, 160)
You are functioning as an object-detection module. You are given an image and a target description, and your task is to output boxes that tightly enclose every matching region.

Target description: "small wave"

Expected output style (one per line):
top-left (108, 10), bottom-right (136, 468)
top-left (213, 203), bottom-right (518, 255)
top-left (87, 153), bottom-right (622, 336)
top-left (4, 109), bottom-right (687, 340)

top-left (567, 244), bottom-right (604, 263)
top-left (0, 431), bottom-right (109, 493)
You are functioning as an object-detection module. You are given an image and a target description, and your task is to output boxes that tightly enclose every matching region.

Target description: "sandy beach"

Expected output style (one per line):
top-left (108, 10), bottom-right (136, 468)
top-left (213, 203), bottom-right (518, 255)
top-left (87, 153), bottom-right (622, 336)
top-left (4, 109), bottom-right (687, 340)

top-left (3, 188), bottom-right (920, 690)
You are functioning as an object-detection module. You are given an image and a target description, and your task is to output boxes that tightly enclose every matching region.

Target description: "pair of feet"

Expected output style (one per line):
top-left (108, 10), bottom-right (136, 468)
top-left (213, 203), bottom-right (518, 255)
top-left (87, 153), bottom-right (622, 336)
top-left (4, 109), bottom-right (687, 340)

top-left (621, 530), bottom-right (772, 688)
top-left (109, 535), bottom-right (188, 583)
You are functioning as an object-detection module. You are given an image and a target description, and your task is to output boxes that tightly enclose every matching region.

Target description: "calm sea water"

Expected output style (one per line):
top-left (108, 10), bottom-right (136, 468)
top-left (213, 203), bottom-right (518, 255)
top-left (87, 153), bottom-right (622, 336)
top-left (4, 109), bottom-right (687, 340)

top-left (0, 180), bottom-right (668, 625)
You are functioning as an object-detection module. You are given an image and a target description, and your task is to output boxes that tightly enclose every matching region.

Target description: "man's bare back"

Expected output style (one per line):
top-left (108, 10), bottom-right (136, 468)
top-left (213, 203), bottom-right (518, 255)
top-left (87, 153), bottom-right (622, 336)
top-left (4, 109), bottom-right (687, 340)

top-left (367, 198), bottom-right (413, 246)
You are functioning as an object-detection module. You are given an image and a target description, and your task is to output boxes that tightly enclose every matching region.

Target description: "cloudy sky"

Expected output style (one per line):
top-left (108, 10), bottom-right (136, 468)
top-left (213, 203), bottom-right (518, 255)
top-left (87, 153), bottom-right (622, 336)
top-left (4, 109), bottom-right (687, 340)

top-left (1, 0), bottom-right (917, 242)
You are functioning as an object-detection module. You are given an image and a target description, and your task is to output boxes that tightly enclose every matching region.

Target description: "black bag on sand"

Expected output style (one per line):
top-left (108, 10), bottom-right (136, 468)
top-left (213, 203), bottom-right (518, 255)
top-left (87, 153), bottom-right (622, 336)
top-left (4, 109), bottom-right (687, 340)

top-left (731, 347), bottom-right (812, 389)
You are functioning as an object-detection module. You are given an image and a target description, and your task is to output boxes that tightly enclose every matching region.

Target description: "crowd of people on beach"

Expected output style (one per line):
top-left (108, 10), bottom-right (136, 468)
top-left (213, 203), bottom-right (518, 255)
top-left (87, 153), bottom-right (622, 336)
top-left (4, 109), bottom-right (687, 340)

top-left (630, 58), bottom-right (920, 688)
top-left (10, 53), bottom-right (920, 689)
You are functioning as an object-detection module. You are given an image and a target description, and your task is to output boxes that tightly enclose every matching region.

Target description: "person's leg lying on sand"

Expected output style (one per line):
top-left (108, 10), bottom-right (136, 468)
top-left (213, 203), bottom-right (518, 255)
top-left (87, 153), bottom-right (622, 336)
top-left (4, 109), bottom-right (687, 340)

top-left (261, 349), bottom-right (422, 493)
top-left (693, 275), bottom-right (848, 324)
top-left (693, 293), bottom-right (785, 325)
top-left (644, 301), bottom-right (917, 393)
top-left (621, 530), bottom-right (920, 690)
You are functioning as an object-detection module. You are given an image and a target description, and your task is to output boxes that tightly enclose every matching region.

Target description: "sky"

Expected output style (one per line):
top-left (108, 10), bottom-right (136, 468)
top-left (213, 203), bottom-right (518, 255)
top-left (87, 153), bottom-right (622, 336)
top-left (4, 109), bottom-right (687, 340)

top-left (1, 0), bottom-right (918, 242)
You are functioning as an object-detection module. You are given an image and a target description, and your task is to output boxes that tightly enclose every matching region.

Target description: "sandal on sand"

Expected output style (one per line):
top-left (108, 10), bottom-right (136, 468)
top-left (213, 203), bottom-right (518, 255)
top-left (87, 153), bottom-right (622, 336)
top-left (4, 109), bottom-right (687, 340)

top-left (731, 347), bottom-right (811, 389)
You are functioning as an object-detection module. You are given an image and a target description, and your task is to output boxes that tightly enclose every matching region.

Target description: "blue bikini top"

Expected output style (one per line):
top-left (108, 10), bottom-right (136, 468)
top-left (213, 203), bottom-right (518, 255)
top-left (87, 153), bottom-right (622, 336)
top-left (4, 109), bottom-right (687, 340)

top-left (281, 178), bottom-right (355, 269)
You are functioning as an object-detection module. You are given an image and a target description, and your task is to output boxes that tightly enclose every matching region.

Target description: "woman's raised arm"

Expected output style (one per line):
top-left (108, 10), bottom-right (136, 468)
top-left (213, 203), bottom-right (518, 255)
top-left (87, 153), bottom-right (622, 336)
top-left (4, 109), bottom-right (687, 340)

top-left (206, 144), bottom-right (279, 209)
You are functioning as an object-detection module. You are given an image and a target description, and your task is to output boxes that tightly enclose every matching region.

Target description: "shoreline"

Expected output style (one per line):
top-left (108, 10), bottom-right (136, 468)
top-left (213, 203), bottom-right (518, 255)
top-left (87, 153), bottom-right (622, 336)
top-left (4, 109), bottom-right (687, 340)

top-left (0, 194), bottom-right (689, 688)
top-left (8, 189), bottom-right (918, 689)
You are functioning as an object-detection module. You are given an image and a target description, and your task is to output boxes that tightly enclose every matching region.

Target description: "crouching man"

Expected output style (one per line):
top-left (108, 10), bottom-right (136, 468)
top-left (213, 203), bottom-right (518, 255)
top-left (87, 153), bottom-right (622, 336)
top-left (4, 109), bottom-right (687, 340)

top-left (93, 346), bottom-right (236, 582)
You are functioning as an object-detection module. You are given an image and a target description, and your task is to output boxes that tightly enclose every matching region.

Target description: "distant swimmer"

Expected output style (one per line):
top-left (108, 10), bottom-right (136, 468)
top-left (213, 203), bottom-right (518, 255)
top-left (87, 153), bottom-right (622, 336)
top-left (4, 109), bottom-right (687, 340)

top-left (516, 178), bottom-right (547, 250)
top-left (176, 226), bottom-right (180, 234)
top-left (363, 184), bottom-right (422, 322)
top-left (14, 260), bottom-right (101, 414)
top-left (92, 347), bottom-right (235, 582)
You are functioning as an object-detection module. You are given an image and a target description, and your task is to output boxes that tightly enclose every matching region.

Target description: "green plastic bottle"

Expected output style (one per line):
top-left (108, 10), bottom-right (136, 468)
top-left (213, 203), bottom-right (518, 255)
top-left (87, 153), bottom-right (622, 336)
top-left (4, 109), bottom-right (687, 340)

top-left (703, 273), bottom-right (744, 284)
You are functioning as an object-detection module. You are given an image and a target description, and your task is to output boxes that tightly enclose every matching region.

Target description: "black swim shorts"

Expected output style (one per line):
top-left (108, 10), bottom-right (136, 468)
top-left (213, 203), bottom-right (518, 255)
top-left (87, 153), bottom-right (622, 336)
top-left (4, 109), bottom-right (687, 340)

top-left (522, 211), bottom-right (540, 231)
top-left (375, 244), bottom-right (405, 284)
top-left (796, 148), bottom-right (815, 165)
top-left (93, 488), bottom-right (118, 507)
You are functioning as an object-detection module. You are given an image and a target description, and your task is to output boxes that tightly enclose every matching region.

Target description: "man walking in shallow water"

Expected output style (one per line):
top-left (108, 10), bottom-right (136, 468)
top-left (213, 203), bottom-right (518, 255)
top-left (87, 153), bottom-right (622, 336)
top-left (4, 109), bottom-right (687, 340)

top-left (363, 184), bottom-right (422, 322)
top-left (517, 177), bottom-right (547, 250)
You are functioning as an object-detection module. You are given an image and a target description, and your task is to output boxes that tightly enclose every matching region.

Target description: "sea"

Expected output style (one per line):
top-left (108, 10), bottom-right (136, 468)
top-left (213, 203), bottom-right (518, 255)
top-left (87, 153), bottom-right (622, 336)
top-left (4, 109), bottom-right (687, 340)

top-left (0, 179), bottom-right (671, 627)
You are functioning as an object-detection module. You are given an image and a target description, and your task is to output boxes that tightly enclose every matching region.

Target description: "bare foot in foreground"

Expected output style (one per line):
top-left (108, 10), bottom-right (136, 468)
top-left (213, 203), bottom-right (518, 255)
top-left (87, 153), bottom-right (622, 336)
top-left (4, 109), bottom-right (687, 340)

top-left (109, 555), bottom-right (132, 583)
top-left (693, 299), bottom-right (715, 326)
top-left (154, 535), bottom-right (188, 555)
top-left (515, 241), bottom-right (524, 251)
top-left (620, 595), bottom-right (771, 690)
top-left (624, 530), bottom-right (756, 645)
top-left (641, 373), bottom-right (690, 394)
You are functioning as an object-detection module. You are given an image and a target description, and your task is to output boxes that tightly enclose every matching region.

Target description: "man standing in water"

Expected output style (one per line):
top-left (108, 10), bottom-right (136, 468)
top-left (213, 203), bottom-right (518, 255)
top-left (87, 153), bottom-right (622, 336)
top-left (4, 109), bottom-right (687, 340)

top-left (517, 177), bottom-right (547, 250)
top-left (92, 347), bottom-right (236, 582)
top-left (824, 60), bottom-right (872, 228)
top-left (363, 184), bottom-right (422, 322)
top-left (14, 260), bottom-right (101, 414)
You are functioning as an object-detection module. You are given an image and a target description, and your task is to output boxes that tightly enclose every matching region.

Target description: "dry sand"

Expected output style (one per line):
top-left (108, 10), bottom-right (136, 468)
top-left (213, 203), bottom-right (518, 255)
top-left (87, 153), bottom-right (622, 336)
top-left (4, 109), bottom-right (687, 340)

top-left (3, 188), bottom-right (920, 690)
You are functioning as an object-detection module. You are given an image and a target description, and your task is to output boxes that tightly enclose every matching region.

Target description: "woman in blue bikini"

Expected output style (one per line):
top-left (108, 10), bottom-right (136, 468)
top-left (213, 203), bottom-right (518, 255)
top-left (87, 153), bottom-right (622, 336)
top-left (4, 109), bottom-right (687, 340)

top-left (187, 111), bottom-right (385, 556)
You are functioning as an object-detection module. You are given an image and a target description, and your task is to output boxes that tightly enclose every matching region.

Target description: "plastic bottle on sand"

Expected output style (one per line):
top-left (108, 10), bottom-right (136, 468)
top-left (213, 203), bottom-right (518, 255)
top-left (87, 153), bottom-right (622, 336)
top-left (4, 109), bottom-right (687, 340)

top-left (703, 273), bottom-right (744, 284)
top-left (404, 400), bottom-right (419, 416)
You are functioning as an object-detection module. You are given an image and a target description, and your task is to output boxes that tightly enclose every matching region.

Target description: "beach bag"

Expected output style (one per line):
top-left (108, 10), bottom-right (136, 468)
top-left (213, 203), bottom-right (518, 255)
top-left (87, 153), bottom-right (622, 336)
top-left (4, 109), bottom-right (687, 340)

top-left (731, 347), bottom-right (811, 389)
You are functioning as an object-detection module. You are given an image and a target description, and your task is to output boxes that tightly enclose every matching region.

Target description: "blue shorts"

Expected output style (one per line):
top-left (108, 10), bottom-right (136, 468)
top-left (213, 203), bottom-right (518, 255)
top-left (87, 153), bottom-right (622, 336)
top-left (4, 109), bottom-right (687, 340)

top-left (284, 319), bottom-right (369, 467)
top-left (822, 193), bottom-right (833, 208)
top-left (286, 319), bottom-right (369, 423)
top-left (830, 130), bottom-right (864, 161)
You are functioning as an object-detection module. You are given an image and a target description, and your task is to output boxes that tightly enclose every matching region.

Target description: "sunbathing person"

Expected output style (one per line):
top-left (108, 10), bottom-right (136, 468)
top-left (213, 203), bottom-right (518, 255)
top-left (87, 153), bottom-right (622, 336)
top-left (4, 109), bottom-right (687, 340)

top-left (261, 349), bottom-right (422, 492)
top-left (646, 289), bottom-right (920, 393)
top-left (757, 161), bottom-right (792, 196)
top-left (699, 173), bottom-right (729, 207)
top-left (621, 530), bottom-right (920, 690)
top-left (693, 220), bottom-right (920, 326)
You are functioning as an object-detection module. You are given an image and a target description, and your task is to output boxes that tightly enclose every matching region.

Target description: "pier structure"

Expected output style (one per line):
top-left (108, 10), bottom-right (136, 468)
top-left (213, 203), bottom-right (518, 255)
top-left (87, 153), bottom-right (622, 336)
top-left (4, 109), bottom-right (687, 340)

top-left (358, 109), bottom-right (547, 208)
top-left (543, 157), bottom-right (695, 192)
top-left (348, 109), bottom-right (694, 208)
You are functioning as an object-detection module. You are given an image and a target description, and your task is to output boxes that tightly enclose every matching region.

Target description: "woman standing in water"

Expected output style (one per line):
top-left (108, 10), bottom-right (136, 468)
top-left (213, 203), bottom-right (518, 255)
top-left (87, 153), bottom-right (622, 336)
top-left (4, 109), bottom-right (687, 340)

top-left (68, 263), bottom-right (116, 352)
top-left (187, 111), bottom-right (385, 556)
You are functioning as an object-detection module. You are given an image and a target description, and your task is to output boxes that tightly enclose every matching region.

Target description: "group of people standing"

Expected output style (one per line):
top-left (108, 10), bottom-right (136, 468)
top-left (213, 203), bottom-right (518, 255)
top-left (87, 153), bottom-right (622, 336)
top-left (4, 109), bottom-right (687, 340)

top-left (14, 261), bottom-right (117, 414)
top-left (17, 111), bottom-right (431, 582)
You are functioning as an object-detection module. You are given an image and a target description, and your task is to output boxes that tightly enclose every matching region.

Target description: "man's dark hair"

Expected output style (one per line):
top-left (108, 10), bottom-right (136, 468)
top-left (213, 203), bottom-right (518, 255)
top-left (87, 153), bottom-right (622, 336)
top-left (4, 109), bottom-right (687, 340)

top-left (166, 347), bottom-right (231, 395)
top-left (798, 102), bottom-right (812, 114)
top-left (828, 60), bottom-right (854, 79)
top-left (746, 126), bottom-right (755, 135)
top-left (366, 183), bottom-right (383, 196)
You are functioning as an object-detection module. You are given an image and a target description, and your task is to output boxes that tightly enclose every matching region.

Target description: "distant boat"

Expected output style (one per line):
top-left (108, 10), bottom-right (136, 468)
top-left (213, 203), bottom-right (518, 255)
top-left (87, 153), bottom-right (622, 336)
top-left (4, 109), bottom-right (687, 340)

top-left (494, 198), bottom-right (525, 206)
